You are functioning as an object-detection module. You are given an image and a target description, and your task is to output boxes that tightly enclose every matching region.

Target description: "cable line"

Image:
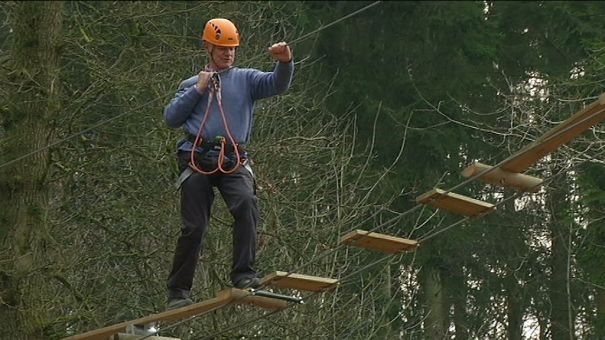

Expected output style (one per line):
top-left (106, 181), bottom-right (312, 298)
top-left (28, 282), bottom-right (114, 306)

top-left (0, 96), bottom-right (166, 169)
top-left (289, 1), bottom-right (382, 45)
top-left (150, 100), bottom-right (605, 337)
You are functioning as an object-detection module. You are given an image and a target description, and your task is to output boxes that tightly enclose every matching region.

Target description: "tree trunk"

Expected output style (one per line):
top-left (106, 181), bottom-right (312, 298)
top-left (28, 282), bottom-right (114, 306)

top-left (447, 264), bottom-right (468, 339)
top-left (503, 189), bottom-right (523, 340)
top-left (506, 277), bottom-right (523, 340)
top-left (597, 287), bottom-right (605, 337)
top-left (422, 259), bottom-right (448, 339)
top-left (0, 1), bottom-right (63, 337)
top-left (547, 179), bottom-right (575, 340)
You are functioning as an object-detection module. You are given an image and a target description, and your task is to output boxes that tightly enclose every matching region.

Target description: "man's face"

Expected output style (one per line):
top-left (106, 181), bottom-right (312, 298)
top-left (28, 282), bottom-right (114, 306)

top-left (207, 43), bottom-right (236, 70)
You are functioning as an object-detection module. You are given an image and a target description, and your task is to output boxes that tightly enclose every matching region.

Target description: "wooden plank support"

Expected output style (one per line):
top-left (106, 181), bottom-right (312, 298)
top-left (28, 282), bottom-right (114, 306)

top-left (461, 162), bottom-right (543, 192)
top-left (340, 229), bottom-right (419, 254)
top-left (501, 93), bottom-right (605, 173)
top-left (227, 288), bottom-right (288, 310)
top-left (261, 271), bottom-right (339, 292)
top-left (416, 188), bottom-right (495, 217)
top-left (64, 290), bottom-right (235, 340)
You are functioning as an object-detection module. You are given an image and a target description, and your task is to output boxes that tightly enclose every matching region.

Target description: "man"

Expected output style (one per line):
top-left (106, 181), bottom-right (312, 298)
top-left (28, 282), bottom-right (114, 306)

top-left (163, 18), bottom-right (294, 309)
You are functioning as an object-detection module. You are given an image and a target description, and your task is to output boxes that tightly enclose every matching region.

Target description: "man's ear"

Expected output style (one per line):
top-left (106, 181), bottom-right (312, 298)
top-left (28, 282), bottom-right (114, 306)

top-left (203, 41), bottom-right (212, 54)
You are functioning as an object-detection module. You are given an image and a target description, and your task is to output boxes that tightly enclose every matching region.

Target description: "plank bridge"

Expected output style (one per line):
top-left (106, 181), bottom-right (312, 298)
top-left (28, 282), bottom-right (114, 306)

top-left (64, 93), bottom-right (605, 340)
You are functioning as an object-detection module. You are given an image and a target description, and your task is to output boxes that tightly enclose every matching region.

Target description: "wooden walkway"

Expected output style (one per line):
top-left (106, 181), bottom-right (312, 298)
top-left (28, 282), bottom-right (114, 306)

top-left (65, 92), bottom-right (605, 340)
top-left (64, 272), bottom-right (339, 340)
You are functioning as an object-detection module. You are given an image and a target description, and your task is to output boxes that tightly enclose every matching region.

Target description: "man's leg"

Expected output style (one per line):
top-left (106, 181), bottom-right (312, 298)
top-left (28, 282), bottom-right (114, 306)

top-left (217, 166), bottom-right (259, 286)
top-left (167, 166), bottom-right (214, 300)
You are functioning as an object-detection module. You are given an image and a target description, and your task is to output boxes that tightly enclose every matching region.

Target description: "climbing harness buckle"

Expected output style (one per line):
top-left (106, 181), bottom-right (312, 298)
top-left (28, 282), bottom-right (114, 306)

top-left (175, 166), bottom-right (194, 190)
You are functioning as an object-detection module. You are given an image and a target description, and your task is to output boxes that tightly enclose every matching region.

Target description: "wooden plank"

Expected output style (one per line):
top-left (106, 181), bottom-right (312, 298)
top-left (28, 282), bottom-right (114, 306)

top-left (64, 286), bottom-right (301, 340)
top-left (461, 162), bottom-right (543, 192)
top-left (340, 229), bottom-right (419, 254)
top-left (416, 188), bottom-right (495, 217)
top-left (501, 93), bottom-right (605, 173)
top-left (64, 290), bottom-right (234, 340)
top-left (261, 271), bottom-right (338, 292)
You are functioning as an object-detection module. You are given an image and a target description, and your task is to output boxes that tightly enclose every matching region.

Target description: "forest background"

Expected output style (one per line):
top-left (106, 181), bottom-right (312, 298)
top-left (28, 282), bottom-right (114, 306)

top-left (1, 1), bottom-right (604, 339)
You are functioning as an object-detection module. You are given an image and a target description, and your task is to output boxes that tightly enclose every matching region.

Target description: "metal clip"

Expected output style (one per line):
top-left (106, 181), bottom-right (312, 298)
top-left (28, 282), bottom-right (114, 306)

top-left (249, 288), bottom-right (305, 304)
top-left (209, 72), bottom-right (220, 92)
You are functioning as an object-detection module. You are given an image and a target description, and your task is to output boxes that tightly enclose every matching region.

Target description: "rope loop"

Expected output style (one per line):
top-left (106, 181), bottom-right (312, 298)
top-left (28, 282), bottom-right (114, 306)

top-left (189, 73), bottom-right (244, 175)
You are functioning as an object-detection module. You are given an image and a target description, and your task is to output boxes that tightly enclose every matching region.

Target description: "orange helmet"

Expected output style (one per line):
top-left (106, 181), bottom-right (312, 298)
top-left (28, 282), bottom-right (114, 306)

top-left (202, 18), bottom-right (240, 47)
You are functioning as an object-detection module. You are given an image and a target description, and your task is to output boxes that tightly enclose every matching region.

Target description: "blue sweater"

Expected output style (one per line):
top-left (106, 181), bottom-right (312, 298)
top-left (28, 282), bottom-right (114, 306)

top-left (164, 60), bottom-right (294, 152)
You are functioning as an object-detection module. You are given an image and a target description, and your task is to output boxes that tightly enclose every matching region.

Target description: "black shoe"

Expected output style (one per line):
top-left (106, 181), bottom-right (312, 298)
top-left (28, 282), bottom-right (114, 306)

top-left (167, 297), bottom-right (193, 310)
top-left (234, 277), bottom-right (260, 289)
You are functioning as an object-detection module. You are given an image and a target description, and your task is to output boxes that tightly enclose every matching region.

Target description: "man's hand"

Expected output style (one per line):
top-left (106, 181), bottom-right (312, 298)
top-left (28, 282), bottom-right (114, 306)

top-left (195, 71), bottom-right (214, 94)
top-left (268, 42), bottom-right (292, 63)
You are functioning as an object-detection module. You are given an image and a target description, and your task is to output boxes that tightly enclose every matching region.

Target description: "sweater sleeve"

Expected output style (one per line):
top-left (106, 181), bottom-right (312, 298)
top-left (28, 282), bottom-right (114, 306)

top-left (249, 59), bottom-right (294, 100)
top-left (163, 78), bottom-right (202, 128)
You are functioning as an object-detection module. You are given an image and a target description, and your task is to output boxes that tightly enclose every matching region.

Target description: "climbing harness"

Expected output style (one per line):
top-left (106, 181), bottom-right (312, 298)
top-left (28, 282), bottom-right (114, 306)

top-left (174, 70), bottom-right (254, 190)
top-left (188, 72), bottom-right (246, 176)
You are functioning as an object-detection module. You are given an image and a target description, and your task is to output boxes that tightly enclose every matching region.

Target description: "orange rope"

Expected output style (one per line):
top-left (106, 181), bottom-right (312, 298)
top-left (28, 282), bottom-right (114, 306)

top-left (188, 74), bottom-right (244, 175)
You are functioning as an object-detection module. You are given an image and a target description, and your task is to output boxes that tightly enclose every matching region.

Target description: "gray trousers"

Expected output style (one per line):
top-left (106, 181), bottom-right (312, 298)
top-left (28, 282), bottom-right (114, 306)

top-left (167, 152), bottom-right (259, 299)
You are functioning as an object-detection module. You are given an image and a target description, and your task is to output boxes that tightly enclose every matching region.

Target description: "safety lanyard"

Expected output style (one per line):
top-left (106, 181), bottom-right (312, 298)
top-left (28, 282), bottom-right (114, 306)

top-left (189, 72), bottom-right (243, 175)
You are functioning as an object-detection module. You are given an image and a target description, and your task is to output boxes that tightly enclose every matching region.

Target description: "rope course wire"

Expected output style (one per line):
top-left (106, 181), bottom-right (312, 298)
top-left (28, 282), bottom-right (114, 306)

top-left (140, 97), bottom-right (604, 337)
top-left (133, 97), bottom-right (602, 338)
top-left (0, 96), bottom-right (167, 170)
top-left (108, 81), bottom-right (600, 340)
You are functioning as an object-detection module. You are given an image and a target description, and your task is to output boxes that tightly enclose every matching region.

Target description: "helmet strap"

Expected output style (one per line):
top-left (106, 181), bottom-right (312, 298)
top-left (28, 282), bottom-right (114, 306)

top-left (204, 43), bottom-right (216, 70)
